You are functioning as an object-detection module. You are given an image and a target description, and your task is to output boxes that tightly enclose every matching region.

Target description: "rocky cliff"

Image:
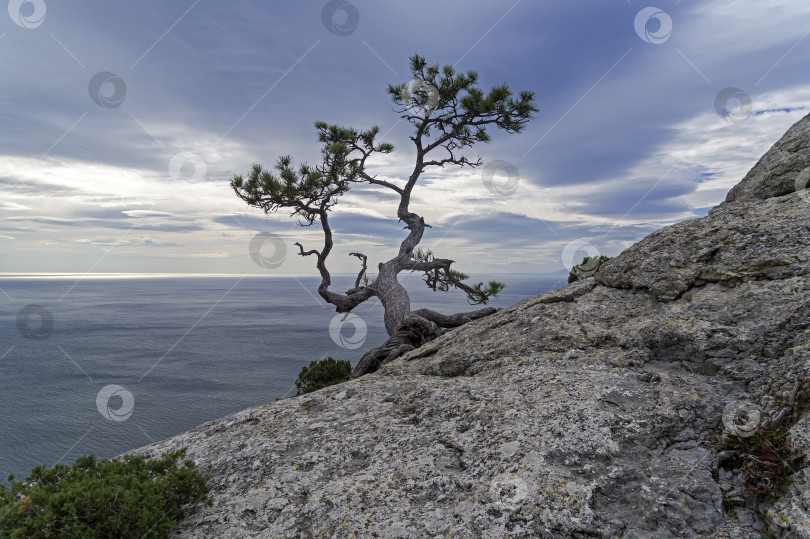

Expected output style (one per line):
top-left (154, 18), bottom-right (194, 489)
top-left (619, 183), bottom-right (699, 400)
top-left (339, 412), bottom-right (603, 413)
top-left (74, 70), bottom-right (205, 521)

top-left (132, 113), bottom-right (810, 538)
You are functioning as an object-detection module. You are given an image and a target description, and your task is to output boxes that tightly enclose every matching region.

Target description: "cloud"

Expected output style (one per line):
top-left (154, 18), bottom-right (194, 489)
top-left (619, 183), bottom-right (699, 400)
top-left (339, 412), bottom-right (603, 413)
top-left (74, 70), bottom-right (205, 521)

top-left (2, 1), bottom-right (810, 273)
top-left (76, 236), bottom-right (173, 247)
top-left (6, 214), bottom-right (206, 233)
top-left (212, 214), bottom-right (275, 231)
top-left (0, 201), bottom-right (29, 210)
top-left (121, 210), bottom-right (174, 218)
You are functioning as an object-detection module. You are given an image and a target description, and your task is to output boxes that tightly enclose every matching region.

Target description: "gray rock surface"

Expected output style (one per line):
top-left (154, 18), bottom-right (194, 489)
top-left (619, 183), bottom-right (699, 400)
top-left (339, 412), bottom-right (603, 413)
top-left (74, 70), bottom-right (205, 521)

top-left (131, 114), bottom-right (810, 538)
top-left (725, 112), bottom-right (810, 202)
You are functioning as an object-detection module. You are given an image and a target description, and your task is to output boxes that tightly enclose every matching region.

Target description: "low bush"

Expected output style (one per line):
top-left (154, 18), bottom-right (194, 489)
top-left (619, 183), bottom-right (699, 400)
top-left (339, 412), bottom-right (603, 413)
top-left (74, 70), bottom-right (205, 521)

top-left (0, 449), bottom-right (209, 538)
top-left (568, 255), bottom-right (613, 283)
top-left (295, 357), bottom-right (351, 395)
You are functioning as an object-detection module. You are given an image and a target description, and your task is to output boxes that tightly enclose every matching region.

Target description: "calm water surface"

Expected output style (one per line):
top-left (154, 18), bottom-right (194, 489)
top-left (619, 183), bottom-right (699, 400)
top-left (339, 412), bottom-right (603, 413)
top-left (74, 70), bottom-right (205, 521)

top-left (0, 274), bottom-right (562, 480)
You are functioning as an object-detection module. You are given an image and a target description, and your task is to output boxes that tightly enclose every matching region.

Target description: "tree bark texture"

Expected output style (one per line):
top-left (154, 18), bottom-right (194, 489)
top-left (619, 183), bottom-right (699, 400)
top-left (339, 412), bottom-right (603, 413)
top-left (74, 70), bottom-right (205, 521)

top-left (351, 306), bottom-right (497, 378)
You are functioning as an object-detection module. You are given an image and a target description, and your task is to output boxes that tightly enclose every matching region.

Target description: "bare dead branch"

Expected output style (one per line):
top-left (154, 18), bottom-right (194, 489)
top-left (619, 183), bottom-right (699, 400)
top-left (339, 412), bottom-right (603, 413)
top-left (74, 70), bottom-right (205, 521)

top-left (294, 242), bottom-right (319, 258)
top-left (349, 251), bottom-right (368, 291)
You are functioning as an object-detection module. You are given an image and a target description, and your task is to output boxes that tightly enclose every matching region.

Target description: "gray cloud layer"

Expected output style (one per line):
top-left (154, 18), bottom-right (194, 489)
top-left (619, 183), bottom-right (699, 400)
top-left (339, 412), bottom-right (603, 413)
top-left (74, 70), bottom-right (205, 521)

top-left (2, 1), bottom-right (809, 275)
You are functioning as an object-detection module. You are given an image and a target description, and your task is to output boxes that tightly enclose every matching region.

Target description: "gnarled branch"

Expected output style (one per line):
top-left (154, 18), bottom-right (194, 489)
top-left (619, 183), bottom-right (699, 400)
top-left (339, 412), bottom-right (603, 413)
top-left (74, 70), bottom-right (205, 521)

top-left (407, 248), bottom-right (504, 305)
top-left (349, 251), bottom-right (368, 293)
top-left (294, 242), bottom-right (319, 258)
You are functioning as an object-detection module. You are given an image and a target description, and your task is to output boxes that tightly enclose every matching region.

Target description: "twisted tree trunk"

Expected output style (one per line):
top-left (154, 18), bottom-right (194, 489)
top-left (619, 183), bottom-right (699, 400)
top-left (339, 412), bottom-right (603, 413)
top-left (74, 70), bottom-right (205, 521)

top-left (345, 244), bottom-right (498, 378)
top-left (351, 293), bottom-right (497, 378)
top-left (231, 56), bottom-right (535, 379)
top-left (370, 264), bottom-right (412, 335)
top-left (351, 312), bottom-right (441, 378)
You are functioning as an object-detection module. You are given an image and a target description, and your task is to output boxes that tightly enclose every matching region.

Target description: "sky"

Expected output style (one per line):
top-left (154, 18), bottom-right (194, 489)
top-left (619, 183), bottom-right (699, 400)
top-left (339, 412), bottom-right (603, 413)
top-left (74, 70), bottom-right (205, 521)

top-left (2, 0), bottom-right (810, 277)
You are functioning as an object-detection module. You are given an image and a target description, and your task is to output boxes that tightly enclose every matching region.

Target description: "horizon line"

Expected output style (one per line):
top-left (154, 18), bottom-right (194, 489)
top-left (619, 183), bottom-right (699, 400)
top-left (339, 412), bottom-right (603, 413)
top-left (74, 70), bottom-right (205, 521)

top-left (0, 271), bottom-right (567, 280)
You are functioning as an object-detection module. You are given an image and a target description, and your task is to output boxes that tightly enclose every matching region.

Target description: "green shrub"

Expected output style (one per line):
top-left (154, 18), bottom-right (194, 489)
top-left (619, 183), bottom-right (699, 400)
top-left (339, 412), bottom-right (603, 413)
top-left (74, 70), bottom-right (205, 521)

top-left (568, 255), bottom-right (613, 283)
top-left (295, 357), bottom-right (351, 395)
top-left (717, 380), bottom-right (809, 505)
top-left (0, 449), bottom-right (209, 538)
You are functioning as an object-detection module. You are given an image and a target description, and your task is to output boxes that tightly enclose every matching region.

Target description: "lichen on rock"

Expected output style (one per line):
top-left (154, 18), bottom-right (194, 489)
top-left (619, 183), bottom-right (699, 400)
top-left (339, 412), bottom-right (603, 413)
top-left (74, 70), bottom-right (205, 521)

top-left (130, 112), bottom-right (810, 538)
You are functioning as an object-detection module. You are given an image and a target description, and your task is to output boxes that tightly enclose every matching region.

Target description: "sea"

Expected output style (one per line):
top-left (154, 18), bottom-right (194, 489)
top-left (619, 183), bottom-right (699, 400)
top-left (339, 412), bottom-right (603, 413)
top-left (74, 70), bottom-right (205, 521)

top-left (0, 273), bottom-right (563, 481)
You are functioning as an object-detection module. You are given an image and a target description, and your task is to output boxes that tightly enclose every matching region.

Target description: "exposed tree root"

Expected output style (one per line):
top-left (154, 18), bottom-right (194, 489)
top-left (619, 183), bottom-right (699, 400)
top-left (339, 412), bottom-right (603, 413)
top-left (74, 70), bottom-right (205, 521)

top-left (352, 307), bottom-right (496, 378)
